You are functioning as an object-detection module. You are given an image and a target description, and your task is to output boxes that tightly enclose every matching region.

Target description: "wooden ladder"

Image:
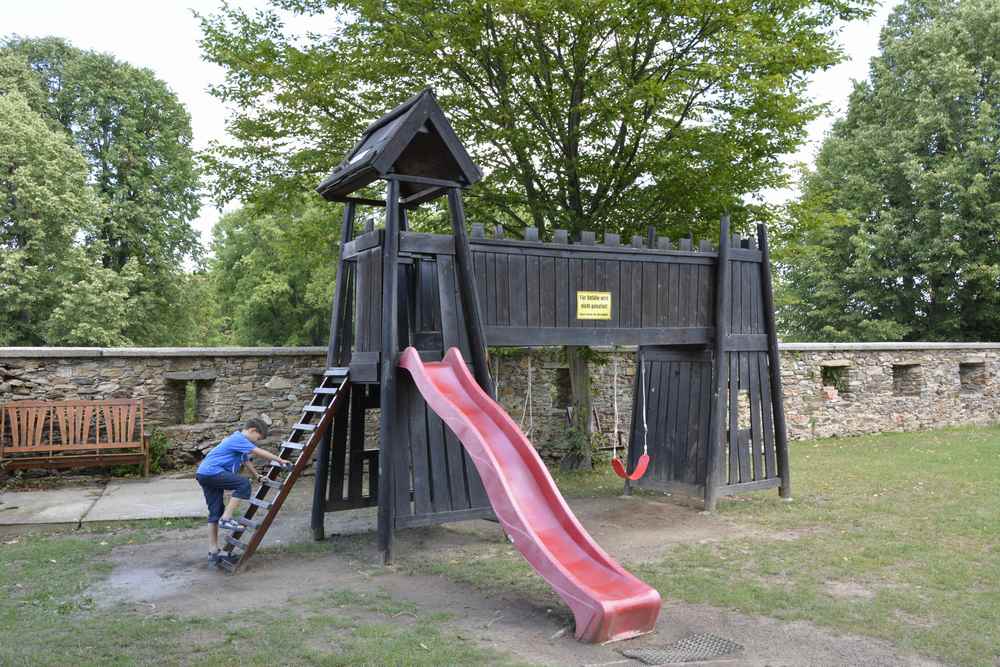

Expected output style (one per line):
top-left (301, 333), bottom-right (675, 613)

top-left (218, 368), bottom-right (350, 573)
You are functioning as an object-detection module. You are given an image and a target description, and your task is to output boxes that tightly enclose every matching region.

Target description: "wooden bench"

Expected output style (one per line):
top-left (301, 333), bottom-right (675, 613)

top-left (0, 399), bottom-right (148, 475)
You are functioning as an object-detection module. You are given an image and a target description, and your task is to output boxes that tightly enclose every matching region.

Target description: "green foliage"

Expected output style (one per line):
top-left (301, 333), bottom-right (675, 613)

top-left (778, 0), bottom-right (1000, 341)
top-left (198, 0), bottom-right (872, 239)
top-left (210, 196), bottom-right (339, 345)
top-left (146, 430), bottom-right (169, 474)
top-left (184, 383), bottom-right (198, 424)
top-left (2, 37), bottom-right (204, 346)
top-left (0, 72), bottom-right (133, 346)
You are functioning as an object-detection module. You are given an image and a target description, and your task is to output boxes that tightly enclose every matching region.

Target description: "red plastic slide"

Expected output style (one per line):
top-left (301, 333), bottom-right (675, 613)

top-left (399, 347), bottom-right (662, 643)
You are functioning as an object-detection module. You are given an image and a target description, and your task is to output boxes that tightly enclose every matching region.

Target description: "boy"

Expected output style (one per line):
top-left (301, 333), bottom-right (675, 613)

top-left (196, 417), bottom-right (291, 564)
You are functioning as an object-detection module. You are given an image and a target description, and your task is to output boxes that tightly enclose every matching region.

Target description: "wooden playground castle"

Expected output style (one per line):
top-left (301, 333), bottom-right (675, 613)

top-left (217, 91), bottom-right (789, 641)
top-left (308, 89), bottom-right (791, 556)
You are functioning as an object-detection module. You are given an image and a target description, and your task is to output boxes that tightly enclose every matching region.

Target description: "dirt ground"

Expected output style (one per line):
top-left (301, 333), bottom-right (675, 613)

top-left (89, 483), bottom-right (942, 667)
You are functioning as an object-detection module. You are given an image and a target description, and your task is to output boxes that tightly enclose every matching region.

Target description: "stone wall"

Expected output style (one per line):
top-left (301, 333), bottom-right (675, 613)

top-left (2, 343), bottom-right (999, 469)
top-left (0, 348), bottom-right (329, 468)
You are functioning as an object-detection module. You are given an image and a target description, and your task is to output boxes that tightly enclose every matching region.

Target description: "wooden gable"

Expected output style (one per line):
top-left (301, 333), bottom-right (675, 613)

top-left (316, 89), bottom-right (482, 205)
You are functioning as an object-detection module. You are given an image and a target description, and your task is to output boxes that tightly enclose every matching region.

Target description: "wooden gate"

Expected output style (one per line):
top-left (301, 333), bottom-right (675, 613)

top-left (628, 348), bottom-right (713, 495)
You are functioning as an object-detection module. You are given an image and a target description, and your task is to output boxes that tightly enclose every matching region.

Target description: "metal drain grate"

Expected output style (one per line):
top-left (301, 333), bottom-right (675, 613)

top-left (621, 633), bottom-right (743, 664)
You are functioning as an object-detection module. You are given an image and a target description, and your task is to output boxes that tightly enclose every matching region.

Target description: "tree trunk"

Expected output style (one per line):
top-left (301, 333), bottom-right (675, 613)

top-left (566, 345), bottom-right (592, 469)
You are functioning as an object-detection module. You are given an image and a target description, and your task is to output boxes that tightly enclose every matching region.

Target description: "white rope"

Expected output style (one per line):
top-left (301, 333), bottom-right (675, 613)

top-left (641, 358), bottom-right (648, 456)
top-left (519, 357), bottom-right (534, 437)
top-left (612, 355), bottom-right (620, 459)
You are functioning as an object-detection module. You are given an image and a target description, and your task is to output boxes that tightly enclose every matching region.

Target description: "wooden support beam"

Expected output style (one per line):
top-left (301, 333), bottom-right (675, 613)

top-left (377, 178), bottom-right (401, 563)
top-left (448, 187), bottom-right (495, 397)
top-left (757, 222), bottom-right (791, 500)
top-left (705, 213), bottom-right (732, 511)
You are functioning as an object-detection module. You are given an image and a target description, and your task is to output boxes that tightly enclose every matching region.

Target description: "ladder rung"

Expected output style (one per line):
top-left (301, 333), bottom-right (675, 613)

top-left (217, 557), bottom-right (238, 572)
top-left (291, 422), bottom-right (316, 432)
top-left (280, 440), bottom-right (305, 450)
top-left (259, 477), bottom-right (284, 490)
top-left (237, 516), bottom-right (260, 530)
top-left (302, 405), bottom-right (327, 413)
top-left (314, 387), bottom-right (339, 395)
top-left (269, 460), bottom-right (295, 469)
top-left (324, 367), bottom-right (349, 377)
top-left (246, 497), bottom-right (273, 510)
top-left (225, 535), bottom-right (249, 551)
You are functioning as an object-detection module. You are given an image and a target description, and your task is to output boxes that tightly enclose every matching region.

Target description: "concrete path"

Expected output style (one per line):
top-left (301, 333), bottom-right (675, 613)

top-left (0, 475), bottom-right (205, 525)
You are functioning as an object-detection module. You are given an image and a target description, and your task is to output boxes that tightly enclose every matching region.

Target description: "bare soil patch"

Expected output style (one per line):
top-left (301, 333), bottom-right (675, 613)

top-left (87, 489), bottom-right (943, 666)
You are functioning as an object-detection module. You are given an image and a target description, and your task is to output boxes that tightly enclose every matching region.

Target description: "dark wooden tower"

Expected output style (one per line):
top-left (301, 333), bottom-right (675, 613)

top-left (312, 89), bottom-right (791, 564)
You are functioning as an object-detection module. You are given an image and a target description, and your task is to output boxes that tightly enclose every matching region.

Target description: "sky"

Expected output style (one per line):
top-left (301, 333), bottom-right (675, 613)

top-left (3, 0), bottom-right (899, 247)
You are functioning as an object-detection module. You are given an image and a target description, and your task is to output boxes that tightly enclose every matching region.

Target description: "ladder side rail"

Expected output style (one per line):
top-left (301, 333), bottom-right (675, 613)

top-left (231, 376), bottom-right (351, 570)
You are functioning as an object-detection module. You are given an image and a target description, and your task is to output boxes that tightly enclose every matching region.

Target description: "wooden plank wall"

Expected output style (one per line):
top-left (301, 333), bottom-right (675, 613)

top-left (468, 227), bottom-right (716, 347)
top-left (629, 349), bottom-right (713, 494)
top-left (394, 256), bottom-right (492, 526)
top-left (394, 373), bottom-right (493, 528)
top-left (625, 235), bottom-right (782, 498)
top-left (721, 236), bottom-right (781, 492)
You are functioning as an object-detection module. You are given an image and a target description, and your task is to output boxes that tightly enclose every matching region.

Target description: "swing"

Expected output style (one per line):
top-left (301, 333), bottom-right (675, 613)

top-left (610, 356), bottom-right (650, 480)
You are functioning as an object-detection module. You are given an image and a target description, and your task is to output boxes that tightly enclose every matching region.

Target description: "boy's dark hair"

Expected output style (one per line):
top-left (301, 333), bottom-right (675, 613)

top-left (244, 417), bottom-right (270, 438)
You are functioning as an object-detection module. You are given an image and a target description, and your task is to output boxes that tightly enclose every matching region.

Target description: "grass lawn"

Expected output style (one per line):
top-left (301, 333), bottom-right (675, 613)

top-left (1, 426), bottom-right (997, 665)
top-left (407, 426), bottom-right (1000, 666)
top-left (0, 522), bottom-right (511, 666)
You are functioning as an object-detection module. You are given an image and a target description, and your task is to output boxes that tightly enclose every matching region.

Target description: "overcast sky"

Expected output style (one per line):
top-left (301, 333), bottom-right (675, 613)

top-left (4, 0), bottom-right (899, 247)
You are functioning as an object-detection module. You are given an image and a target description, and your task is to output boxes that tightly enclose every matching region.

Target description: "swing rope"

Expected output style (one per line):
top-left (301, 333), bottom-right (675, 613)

top-left (611, 354), bottom-right (650, 481)
top-left (518, 357), bottom-right (534, 437)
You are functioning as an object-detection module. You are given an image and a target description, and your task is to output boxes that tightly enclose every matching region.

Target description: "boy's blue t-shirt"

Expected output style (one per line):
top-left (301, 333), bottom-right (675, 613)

top-left (197, 432), bottom-right (256, 475)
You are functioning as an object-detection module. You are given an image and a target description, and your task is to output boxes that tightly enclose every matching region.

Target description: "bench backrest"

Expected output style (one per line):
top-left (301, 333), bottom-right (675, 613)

top-left (0, 399), bottom-right (144, 459)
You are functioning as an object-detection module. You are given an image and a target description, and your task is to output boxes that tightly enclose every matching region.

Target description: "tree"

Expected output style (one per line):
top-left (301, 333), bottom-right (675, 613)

top-left (198, 0), bottom-right (871, 240)
top-left (0, 57), bottom-right (132, 346)
top-left (2, 37), bottom-right (203, 345)
top-left (210, 196), bottom-right (340, 345)
top-left (778, 0), bottom-right (1000, 342)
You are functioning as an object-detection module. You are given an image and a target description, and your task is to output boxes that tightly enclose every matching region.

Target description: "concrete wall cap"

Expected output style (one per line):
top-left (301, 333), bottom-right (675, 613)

top-left (0, 346), bottom-right (327, 358)
top-left (779, 342), bottom-right (1000, 351)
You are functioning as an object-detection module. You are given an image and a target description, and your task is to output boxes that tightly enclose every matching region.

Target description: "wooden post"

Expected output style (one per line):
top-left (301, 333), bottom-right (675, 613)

top-left (757, 222), bottom-right (791, 500)
top-left (705, 213), bottom-right (731, 511)
top-left (447, 187), bottom-right (494, 397)
top-left (313, 201), bottom-right (356, 541)
top-left (377, 178), bottom-right (402, 563)
top-left (567, 346), bottom-right (592, 469)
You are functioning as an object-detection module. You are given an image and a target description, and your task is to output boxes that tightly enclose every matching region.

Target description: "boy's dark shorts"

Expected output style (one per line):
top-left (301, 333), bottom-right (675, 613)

top-left (196, 472), bottom-right (251, 524)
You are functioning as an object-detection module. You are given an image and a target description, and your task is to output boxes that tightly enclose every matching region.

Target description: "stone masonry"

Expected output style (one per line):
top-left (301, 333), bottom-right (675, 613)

top-left (2, 342), bottom-right (999, 469)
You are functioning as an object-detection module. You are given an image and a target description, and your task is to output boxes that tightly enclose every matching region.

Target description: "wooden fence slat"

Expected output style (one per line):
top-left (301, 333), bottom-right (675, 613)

top-left (673, 361), bottom-right (692, 482)
top-left (728, 352), bottom-right (740, 484)
top-left (408, 385), bottom-right (433, 514)
top-left (758, 352), bottom-right (777, 480)
top-left (345, 388), bottom-right (367, 501)
top-left (424, 410), bottom-right (452, 513)
top-left (748, 352), bottom-right (766, 481)
top-left (509, 254), bottom-right (528, 327)
top-left (394, 383), bottom-right (414, 518)
top-left (526, 255), bottom-right (540, 328)
top-left (556, 257), bottom-right (569, 327)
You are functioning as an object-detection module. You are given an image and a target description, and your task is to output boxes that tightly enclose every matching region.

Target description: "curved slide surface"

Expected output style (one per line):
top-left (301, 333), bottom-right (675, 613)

top-left (399, 347), bottom-right (661, 643)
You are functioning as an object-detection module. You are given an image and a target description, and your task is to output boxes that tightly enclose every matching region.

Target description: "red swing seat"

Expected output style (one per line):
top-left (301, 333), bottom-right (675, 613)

top-left (611, 453), bottom-right (650, 481)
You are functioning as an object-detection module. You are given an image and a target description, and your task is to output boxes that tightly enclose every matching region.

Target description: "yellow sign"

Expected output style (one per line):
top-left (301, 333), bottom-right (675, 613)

top-left (576, 291), bottom-right (612, 320)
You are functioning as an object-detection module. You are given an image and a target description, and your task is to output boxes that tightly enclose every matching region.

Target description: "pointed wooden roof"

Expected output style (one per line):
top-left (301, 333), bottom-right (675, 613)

top-left (316, 88), bottom-right (482, 205)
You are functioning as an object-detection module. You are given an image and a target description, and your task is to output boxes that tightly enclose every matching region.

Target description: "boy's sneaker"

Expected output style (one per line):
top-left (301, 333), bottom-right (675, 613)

top-left (208, 550), bottom-right (221, 564)
top-left (218, 518), bottom-right (241, 531)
